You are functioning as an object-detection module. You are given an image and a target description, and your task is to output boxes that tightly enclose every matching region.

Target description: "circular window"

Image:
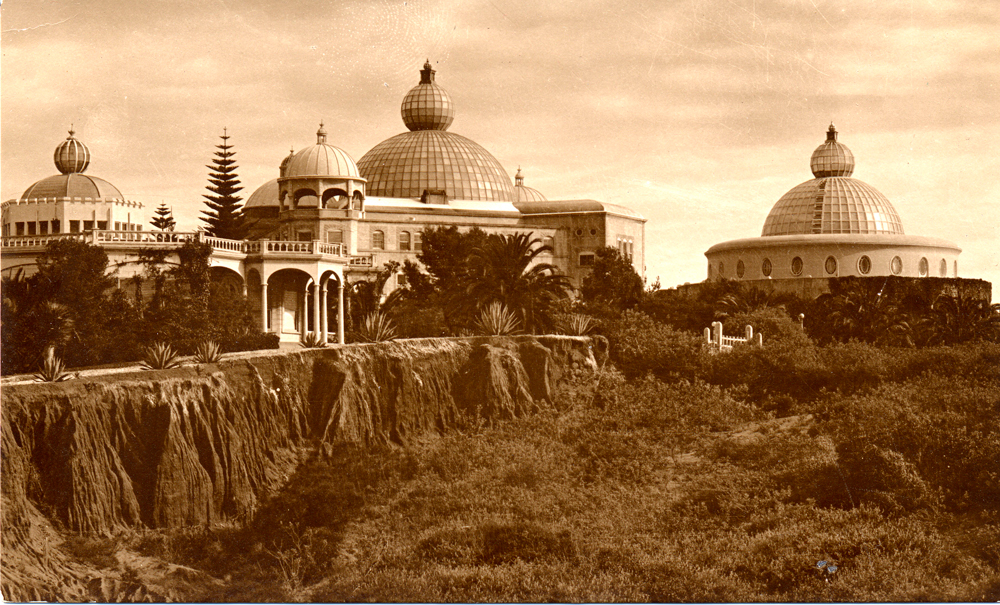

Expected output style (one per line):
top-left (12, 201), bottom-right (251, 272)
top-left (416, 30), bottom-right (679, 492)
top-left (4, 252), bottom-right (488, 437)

top-left (574, 228), bottom-right (583, 236)
top-left (718, 261), bottom-right (725, 276)
top-left (736, 260), bottom-right (745, 278)
top-left (825, 256), bottom-right (838, 275)
top-left (590, 228), bottom-right (597, 236)
top-left (891, 256), bottom-right (903, 275)
top-left (858, 255), bottom-right (872, 275)
top-left (761, 258), bottom-right (772, 277)
top-left (918, 257), bottom-right (929, 277)
top-left (939, 258), bottom-right (947, 277)
top-left (791, 256), bottom-right (803, 276)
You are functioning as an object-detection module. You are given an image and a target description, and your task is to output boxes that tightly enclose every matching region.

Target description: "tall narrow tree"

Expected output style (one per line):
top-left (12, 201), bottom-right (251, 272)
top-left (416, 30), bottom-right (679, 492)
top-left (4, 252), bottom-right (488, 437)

top-left (150, 202), bottom-right (176, 231)
top-left (200, 129), bottom-right (245, 239)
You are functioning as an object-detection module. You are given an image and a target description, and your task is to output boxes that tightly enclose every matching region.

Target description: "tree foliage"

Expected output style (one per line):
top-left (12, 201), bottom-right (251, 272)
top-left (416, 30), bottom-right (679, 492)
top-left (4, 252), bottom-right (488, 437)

top-left (200, 129), bottom-right (246, 240)
top-left (580, 246), bottom-right (644, 316)
top-left (150, 202), bottom-right (176, 231)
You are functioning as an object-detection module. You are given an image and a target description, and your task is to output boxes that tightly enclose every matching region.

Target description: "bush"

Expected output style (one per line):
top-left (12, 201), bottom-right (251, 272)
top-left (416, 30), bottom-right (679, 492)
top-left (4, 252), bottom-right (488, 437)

top-left (479, 521), bottom-right (575, 565)
top-left (605, 310), bottom-right (707, 381)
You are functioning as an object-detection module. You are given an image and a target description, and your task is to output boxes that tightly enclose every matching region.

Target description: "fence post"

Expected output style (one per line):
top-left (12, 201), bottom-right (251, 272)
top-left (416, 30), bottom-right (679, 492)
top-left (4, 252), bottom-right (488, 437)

top-left (704, 327), bottom-right (711, 344)
top-left (756, 333), bottom-right (763, 347)
top-left (711, 321), bottom-right (722, 347)
top-left (745, 325), bottom-right (753, 341)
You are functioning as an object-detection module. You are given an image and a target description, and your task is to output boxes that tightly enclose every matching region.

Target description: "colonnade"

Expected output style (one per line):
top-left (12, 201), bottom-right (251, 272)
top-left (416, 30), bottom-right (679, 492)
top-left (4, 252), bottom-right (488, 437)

top-left (258, 273), bottom-right (345, 345)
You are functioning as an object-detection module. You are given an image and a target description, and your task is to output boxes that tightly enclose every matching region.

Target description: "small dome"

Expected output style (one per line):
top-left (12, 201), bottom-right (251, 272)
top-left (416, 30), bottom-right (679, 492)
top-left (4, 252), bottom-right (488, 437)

top-left (283, 123), bottom-right (361, 179)
top-left (810, 124), bottom-right (855, 177)
top-left (21, 173), bottom-right (124, 201)
top-left (514, 168), bottom-right (547, 202)
top-left (53, 128), bottom-right (91, 174)
top-left (401, 60), bottom-right (455, 132)
top-left (245, 178), bottom-right (280, 209)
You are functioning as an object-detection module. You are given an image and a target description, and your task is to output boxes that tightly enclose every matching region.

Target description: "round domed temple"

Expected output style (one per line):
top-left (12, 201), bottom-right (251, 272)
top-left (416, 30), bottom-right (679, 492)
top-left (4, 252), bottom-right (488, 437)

top-left (278, 123), bottom-right (365, 211)
top-left (705, 125), bottom-right (960, 289)
top-left (358, 61), bottom-right (515, 202)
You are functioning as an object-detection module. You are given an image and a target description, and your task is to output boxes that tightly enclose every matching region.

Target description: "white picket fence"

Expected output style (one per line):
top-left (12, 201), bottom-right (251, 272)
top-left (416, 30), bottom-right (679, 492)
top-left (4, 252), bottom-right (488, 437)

top-left (704, 321), bottom-right (763, 352)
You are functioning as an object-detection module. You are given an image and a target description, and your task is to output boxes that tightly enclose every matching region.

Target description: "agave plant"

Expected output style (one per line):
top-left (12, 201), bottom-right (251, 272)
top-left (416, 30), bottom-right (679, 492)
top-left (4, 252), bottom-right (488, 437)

top-left (474, 301), bottom-right (523, 336)
top-left (356, 312), bottom-right (398, 343)
top-left (193, 340), bottom-right (224, 363)
top-left (559, 313), bottom-right (599, 336)
top-left (35, 347), bottom-right (73, 382)
top-left (300, 332), bottom-right (327, 348)
top-left (141, 342), bottom-right (182, 370)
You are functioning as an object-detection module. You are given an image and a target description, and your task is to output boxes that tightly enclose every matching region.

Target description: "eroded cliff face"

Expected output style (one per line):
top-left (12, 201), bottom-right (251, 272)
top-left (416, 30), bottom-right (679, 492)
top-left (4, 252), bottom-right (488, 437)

top-left (1, 336), bottom-right (599, 543)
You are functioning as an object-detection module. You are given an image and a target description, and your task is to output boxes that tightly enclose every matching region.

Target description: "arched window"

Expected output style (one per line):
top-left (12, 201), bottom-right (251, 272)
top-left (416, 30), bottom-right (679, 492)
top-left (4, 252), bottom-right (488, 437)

top-left (399, 231), bottom-right (411, 251)
top-left (541, 236), bottom-right (555, 253)
top-left (372, 230), bottom-right (385, 250)
top-left (940, 258), bottom-right (947, 277)
top-left (413, 231), bottom-right (423, 251)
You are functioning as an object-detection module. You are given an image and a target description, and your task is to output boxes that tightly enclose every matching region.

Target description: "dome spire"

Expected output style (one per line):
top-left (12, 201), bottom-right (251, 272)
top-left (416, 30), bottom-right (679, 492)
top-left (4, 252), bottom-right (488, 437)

top-left (515, 167), bottom-right (524, 186)
top-left (827, 123), bottom-right (838, 142)
top-left (810, 123), bottom-right (854, 178)
top-left (420, 59), bottom-right (435, 84)
top-left (317, 121), bottom-right (327, 144)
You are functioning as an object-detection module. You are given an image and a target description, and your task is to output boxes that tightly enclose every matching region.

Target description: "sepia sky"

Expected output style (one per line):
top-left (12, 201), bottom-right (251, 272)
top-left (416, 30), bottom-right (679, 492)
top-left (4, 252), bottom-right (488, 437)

top-left (3, 0), bottom-right (998, 295)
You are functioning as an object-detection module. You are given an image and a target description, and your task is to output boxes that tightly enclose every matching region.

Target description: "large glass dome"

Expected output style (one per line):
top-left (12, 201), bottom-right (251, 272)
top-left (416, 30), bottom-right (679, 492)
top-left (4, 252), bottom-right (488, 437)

top-left (761, 125), bottom-right (904, 236)
top-left (358, 61), bottom-right (514, 202)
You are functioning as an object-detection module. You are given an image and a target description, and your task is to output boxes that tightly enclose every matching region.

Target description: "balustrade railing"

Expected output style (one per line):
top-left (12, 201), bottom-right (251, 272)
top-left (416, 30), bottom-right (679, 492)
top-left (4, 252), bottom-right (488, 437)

top-left (705, 321), bottom-right (763, 352)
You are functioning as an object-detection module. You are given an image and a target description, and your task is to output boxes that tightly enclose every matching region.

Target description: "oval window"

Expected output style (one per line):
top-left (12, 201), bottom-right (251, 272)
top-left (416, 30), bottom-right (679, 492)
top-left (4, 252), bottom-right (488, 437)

top-left (736, 260), bottom-right (745, 278)
top-left (825, 256), bottom-right (838, 275)
top-left (718, 261), bottom-right (725, 276)
top-left (761, 258), bottom-right (772, 277)
top-left (858, 255), bottom-right (872, 275)
top-left (791, 256), bottom-right (803, 276)
top-left (918, 257), bottom-right (929, 277)
top-left (891, 256), bottom-right (903, 275)
top-left (939, 258), bottom-right (947, 277)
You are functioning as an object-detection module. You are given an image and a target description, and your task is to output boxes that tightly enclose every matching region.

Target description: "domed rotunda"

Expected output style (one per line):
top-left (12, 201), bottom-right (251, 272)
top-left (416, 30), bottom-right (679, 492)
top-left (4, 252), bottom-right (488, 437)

top-left (2, 129), bottom-right (143, 239)
top-left (705, 125), bottom-right (960, 294)
top-left (357, 61), bottom-right (515, 202)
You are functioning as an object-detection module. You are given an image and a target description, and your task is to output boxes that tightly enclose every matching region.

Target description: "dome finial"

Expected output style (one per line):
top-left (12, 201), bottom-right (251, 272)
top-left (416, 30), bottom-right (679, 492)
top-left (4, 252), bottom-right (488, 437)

top-left (827, 123), bottom-right (838, 142)
top-left (317, 121), bottom-right (327, 144)
top-left (54, 128), bottom-right (91, 174)
top-left (68, 124), bottom-right (75, 138)
top-left (420, 59), bottom-right (435, 84)
top-left (515, 166), bottom-right (524, 186)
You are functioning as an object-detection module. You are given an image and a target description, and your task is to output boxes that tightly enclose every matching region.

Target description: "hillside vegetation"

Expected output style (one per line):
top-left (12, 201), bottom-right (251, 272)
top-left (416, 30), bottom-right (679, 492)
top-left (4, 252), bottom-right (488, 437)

top-left (108, 337), bottom-right (999, 602)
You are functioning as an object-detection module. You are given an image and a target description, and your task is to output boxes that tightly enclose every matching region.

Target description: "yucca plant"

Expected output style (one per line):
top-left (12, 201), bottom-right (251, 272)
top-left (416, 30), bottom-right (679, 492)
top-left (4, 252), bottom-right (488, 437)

top-left (193, 340), bottom-right (223, 363)
top-left (356, 312), bottom-right (398, 343)
top-left (141, 342), bottom-right (182, 370)
top-left (474, 302), bottom-right (523, 336)
top-left (559, 313), bottom-right (599, 336)
top-left (300, 332), bottom-right (327, 348)
top-left (35, 347), bottom-right (73, 382)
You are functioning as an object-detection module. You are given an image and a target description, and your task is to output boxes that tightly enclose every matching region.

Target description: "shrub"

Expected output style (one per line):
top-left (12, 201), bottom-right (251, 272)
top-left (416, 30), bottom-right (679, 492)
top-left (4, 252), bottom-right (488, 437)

top-left (34, 347), bottom-right (73, 382)
top-left (473, 302), bottom-right (522, 336)
top-left (193, 340), bottom-right (223, 363)
top-left (299, 332), bottom-right (326, 349)
top-left (225, 331), bottom-right (279, 352)
top-left (605, 310), bottom-right (706, 381)
top-left (558, 313), bottom-right (599, 336)
top-left (479, 521), bottom-right (575, 565)
top-left (355, 312), bottom-right (398, 343)
top-left (141, 342), bottom-right (182, 370)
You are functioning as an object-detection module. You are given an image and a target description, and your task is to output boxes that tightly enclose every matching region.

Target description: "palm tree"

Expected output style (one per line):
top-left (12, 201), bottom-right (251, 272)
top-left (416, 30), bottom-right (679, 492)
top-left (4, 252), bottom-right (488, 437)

top-left (462, 232), bottom-right (571, 334)
top-left (927, 293), bottom-right (1000, 345)
top-left (825, 278), bottom-right (909, 344)
top-left (716, 285), bottom-right (794, 318)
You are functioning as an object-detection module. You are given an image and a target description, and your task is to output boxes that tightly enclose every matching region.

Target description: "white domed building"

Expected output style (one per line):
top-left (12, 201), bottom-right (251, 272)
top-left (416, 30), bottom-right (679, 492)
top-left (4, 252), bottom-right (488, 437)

top-left (705, 125), bottom-right (961, 297)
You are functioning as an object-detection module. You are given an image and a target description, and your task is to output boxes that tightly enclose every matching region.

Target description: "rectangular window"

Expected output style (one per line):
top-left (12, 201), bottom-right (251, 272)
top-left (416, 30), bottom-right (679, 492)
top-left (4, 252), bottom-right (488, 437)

top-left (297, 231), bottom-right (312, 242)
top-left (397, 273), bottom-right (408, 287)
top-left (579, 253), bottom-right (595, 267)
top-left (15, 222), bottom-right (24, 236)
top-left (84, 221), bottom-right (94, 230)
top-left (326, 229), bottom-right (343, 244)
top-left (28, 223), bottom-right (37, 235)
top-left (51, 220), bottom-right (60, 233)
top-left (70, 220), bottom-right (81, 233)
top-left (399, 231), bottom-right (411, 251)
top-left (39, 222), bottom-right (49, 235)
top-left (97, 221), bottom-right (107, 230)
top-left (413, 231), bottom-right (422, 251)
top-left (115, 222), bottom-right (122, 231)
top-left (372, 230), bottom-right (385, 250)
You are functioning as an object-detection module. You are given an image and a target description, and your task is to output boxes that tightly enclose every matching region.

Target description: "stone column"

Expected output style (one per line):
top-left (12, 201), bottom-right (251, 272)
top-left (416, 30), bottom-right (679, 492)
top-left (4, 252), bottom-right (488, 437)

top-left (320, 282), bottom-right (329, 343)
top-left (337, 279), bottom-right (346, 345)
top-left (260, 282), bottom-right (269, 332)
top-left (311, 281), bottom-right (321, 339)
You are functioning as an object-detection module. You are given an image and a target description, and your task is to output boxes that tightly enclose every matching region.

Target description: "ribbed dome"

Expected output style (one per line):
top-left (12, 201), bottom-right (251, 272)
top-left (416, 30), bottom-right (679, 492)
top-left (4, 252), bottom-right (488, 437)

top-left (810, 124), bottom-right (855, 177)
top-left (279, 147), bottom-right (295, 178)
top-left (401, 60), bottom-right (455, 132)
top-left (244, 178), bottom-right (279, 208)
top-left (283, 123), bottom-right (361, 179)
top-left (21, 173), bottom-right (124, 201)
top-left (514, 168), bottom-right (547, 202)
top-left (359, 130), bottom-right (514, 201)
top-left (358, 62), bottom-right (513, 201)
top-left (53, 129), bottom-right (90, 174)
